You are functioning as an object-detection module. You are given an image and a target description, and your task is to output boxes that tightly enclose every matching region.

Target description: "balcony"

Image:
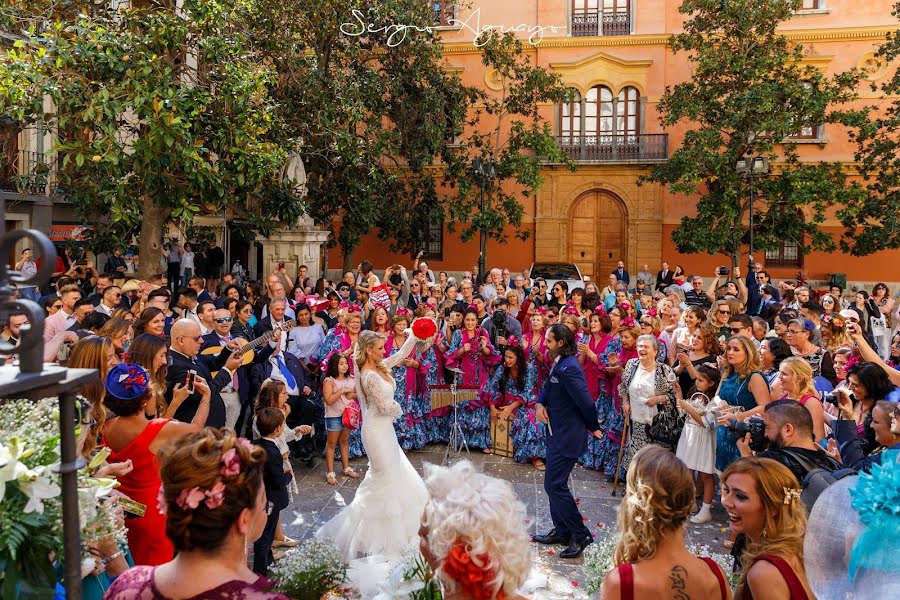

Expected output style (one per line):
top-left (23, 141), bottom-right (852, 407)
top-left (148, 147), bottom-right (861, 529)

top-left (557, 133), bottom-right (668, 163)
top-left (0, 151), bottom-right (55, 196)
top-left (571, 11), bottom-right (631, 37)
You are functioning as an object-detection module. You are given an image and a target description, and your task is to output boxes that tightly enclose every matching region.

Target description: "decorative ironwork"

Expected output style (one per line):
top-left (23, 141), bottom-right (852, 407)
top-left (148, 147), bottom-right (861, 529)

top-left (557, 133), bottom-right (669, 162)
top-left (0, 197), bottom-right (97, 600)
top-left (571, 11), bottom-right (631, 37)
top-left (0, 150), bottom-right (54, 196)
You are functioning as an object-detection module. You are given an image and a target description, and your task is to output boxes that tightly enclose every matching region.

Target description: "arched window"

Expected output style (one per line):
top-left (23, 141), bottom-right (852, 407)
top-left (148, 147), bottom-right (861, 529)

top-left (618, 86), bottom-right (640, 139)
top-left (585, 85), bottom-right (615, 143)
top-left (559, 89), bottom-right (582, 146)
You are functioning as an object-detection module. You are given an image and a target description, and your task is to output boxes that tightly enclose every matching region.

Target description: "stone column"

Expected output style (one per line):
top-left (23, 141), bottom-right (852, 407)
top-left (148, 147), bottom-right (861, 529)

top-left (255, 216), bottom-right (329, 282)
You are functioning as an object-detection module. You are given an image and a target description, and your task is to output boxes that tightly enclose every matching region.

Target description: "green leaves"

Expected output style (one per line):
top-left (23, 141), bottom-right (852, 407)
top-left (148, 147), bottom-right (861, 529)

top-left (646, 0), bottom-right (866, 260)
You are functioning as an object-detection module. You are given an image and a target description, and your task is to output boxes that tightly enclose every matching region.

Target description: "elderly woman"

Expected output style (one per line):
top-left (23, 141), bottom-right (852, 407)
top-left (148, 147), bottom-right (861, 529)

top-left (786, 317), bottom-right (837, 386)
top-left (419, 461), bottom-right (531, 600)
top-left (620, 334), bottom-right (678, 473)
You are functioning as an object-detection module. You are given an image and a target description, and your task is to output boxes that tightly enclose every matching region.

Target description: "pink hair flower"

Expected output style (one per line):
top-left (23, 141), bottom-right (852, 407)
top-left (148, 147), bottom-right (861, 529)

top-left (220, 448), bottom-right (242, 477)
top-left (156, 487), bottom-right (168, 516)
top-left (176, 486), bottom-right (205, 511)
top-left (204, 481), bottom-right (226, 509)
top-left (236, 438), bottom-right (253, 453)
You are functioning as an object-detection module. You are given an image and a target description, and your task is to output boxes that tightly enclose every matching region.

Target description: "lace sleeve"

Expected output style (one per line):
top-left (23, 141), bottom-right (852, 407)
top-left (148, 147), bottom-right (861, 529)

top-left (383, 331), bottom-right (418, 370)
top-left (362, 371), bottom-right (402, 418)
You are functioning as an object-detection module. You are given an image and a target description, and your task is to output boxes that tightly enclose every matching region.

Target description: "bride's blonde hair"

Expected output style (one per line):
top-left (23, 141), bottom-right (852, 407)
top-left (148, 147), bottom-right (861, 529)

top-left (355, 330), bottom-right (391, 381)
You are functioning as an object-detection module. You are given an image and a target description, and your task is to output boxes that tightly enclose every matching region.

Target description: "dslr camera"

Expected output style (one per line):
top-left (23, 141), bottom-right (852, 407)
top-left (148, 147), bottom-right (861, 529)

top-left (492, 308), bottom-right (508, 341)
top-left (727, 417), bottom-right (766, 452)
top-left (823, 391), bottom-right (854, 407)
top-left (716, 266), bottom-right (730, 276)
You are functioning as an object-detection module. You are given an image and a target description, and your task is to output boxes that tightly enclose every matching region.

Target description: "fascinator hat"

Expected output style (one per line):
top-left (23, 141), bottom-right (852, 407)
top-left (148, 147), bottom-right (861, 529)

top-left (804, 450), bottom-right (900, 600)
top-left (105, 363), bottom-right (151, 401)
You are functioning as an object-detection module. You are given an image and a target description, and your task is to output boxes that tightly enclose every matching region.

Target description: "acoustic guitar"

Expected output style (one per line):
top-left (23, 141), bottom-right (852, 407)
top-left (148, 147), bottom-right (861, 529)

top-left (201, 320), bottom-right (297, 376)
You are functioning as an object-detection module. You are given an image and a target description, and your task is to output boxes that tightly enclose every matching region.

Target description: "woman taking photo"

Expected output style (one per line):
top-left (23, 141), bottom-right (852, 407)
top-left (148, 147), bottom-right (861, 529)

top-left (833, 361), bottom-right (895, 456)
top-left (671, 306), bottom-right (707, 356)
top-left (831, 399), bottom-right (899, 472)
top-left (760, 337), bottom-right (792, 386)
top-left (101, 363), bottom-right (211, 566)
top-left (619, 335), bottom-right (678, 472)
top-left (721, 457), bottom-right (813, 600)
top-left (715, 337), bottom-right (770, 473)
top-left (129, 333), bottom-right (190, 419)
top-left (673, 324), bottom-right (720, 395)
top-left (601, 446), bottom-right (732, 600)
top-left (106, 429), bottom-right (288, 599)
top-left (776, 357), bottom-right (826, 442)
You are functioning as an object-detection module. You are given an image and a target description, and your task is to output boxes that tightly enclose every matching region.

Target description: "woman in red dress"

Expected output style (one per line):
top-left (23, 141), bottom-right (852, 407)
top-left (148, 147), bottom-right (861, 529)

top-left (101, 363), bottom-right (210, 566)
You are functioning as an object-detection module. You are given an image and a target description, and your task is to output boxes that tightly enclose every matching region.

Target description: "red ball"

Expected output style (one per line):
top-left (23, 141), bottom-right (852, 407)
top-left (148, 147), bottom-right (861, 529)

top-left (412, 318), bottom-right (437, 340)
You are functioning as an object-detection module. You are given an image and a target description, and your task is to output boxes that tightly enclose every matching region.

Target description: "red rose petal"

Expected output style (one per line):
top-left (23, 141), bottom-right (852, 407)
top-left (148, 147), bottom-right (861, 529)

top-left (547, 550), bottom-right (555, 556)
top-left (572, 581), bottom-right (580, 587)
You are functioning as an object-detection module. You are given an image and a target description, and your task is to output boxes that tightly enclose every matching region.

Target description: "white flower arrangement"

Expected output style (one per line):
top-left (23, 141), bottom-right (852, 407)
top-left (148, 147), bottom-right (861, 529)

top-left (269, 537), bottom-right (347, 600)
top-left (582, 531), bottom-right (618, 595)
top-left (687, 543), bottom-right (739, 588)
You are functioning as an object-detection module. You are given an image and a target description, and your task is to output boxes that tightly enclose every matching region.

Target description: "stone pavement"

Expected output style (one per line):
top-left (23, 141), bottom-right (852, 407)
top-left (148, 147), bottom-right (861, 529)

top-left (282, 444), bottom-right (731, 599)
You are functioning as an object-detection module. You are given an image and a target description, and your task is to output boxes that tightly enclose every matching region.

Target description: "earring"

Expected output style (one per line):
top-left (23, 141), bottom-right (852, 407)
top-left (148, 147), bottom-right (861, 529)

top-left (761, 529), bottom-right (768, 539)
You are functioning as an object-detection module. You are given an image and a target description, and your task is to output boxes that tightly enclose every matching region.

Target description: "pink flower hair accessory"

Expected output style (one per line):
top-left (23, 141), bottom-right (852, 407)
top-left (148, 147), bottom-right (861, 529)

top-left (621, 316), bottom-right (637, 329)
top-left (175, 481), bottom-right (228, 511)
top-left (220, 448), bottom-right (242, 477)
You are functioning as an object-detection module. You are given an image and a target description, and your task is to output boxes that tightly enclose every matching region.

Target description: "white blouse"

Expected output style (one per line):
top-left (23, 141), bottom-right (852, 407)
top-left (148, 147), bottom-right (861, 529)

top-left (629, 365), bottom-right (658, 425)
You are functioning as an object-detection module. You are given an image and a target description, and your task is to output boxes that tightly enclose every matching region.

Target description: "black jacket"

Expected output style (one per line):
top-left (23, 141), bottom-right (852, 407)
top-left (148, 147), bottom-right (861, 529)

top-left (253, 438), bottom-right (292, 512)
top-left (200, 332), bottom-right (275, 409)
top-left (250, 352), bottom-right (308, 399)
top-left (166, 349), bottom-right (233, 427)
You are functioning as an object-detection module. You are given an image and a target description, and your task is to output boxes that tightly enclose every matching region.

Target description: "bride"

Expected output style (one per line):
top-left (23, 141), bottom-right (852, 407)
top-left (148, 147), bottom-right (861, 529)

top-left (316, 329), bottom-right (428, 561)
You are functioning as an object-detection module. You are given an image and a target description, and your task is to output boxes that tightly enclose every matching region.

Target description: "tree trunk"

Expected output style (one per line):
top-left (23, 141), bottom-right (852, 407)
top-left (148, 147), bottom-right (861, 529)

top-left (137, 202), bottom-right (172, 280)
top-left (341, 243), bottom-right (354, 273)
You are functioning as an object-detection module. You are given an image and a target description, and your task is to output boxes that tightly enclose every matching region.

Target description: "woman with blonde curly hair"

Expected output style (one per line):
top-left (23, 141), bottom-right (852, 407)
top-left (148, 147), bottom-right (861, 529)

top-left (602, 446), bottom-right (732, 600)
top-left (721, 457), bottom-right (813, 600)
top-left (419, 460), bottom-right (532, 600)
top-left (777, 357), bottom-right (826, 442)
top-left (105, 428), bottom-right (288, 599)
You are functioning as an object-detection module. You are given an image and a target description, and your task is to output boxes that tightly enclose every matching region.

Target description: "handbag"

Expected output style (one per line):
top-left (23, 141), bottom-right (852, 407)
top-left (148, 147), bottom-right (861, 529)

top-left (648, 402), bottom-right (684, 450)
top-left (342, 400), bottom-right (361, 430)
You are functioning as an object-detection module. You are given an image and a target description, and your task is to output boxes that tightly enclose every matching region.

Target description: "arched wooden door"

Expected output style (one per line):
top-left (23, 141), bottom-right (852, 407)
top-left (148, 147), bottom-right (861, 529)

top-left (570, 190), bottom-right (627, 282)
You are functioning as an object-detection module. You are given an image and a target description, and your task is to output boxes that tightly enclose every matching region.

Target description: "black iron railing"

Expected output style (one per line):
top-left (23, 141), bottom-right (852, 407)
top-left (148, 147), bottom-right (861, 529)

top-left (571, 11), bottom-right (631, 37)
top-left (0, 150), bottom-right (54, 195)
top-left (558, 133), bottom-right (668, 162)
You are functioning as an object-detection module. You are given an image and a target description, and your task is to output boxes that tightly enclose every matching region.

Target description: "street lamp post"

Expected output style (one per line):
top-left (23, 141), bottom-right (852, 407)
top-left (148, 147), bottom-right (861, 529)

top-left (472, 158), bottom-right (496, 282)
top-left (736, 155), bottom-right (770, 259)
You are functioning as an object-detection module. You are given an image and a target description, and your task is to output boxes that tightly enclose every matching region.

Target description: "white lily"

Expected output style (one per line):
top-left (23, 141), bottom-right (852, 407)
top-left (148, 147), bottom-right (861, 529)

top-left (0, 440), bottom-right (29, 504)
top-left (18, 466), bottom-right (61, 514)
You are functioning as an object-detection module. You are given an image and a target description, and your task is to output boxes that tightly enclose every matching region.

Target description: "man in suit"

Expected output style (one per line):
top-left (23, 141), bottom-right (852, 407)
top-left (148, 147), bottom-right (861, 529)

top-left (533, 324), bottom-right (601, 559)
top-left (611, 260), bottom-right (630, 286)
top-left (166, 319), bottom-right (243, 428)
top-left (255, 297), bottom-right (293, 355)
top-left (201, 308), bottom-right (279, 434)
top-left (43, 284), bottom-right (82, 342)
top-left (656, 261), bottom-right (674, 291)
top-left (251, 344), bottom-right (318, 461)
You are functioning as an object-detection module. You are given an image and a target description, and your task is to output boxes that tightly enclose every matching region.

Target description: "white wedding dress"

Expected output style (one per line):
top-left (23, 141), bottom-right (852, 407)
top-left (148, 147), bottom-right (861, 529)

top-left (316, 334), bottom-right (428, 563)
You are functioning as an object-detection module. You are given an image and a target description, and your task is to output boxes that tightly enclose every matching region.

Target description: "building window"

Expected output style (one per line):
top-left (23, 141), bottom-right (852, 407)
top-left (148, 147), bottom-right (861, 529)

top-left (766, 239), bottom-right (804, 269)
top-left (419, 219), bottom-right (443, 260)
top-left (559, 89), bottom-right (582, 146)
top-left (786, 83), bottom-right (823, 140)
top-left (433, 1), bottom-right (455, 26)
top-left (799, 0), bottom-right (820, 9)
top-left (571, 0), bottom-right (631, 36)
top-left (584, 85), bottom-right (639, 139)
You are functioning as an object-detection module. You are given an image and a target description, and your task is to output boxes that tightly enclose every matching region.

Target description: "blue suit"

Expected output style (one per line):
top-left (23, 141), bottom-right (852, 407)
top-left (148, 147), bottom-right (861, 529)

top-left (537, 354), bottom-right (599, 541)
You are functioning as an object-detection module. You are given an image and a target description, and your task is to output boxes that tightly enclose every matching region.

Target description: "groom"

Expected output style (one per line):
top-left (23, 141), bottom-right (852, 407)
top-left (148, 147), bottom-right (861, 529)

top-left (533, 324), bottom-right (602, 558)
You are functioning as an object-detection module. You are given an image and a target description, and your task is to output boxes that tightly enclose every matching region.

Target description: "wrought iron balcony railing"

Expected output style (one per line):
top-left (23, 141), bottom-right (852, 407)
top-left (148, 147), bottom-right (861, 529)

top-left (571, 11), bottom-right (631, 37)
top-left (0, 151), bottom-right (55, 196)
top-left (557, 133), bottom-right (669, 162)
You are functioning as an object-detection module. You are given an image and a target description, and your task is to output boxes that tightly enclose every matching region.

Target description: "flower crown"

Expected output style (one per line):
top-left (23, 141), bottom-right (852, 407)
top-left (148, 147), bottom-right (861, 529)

top-left (823, 313), bottom-right (845, 329)
top-left (339, 301), bottom-right (362, 313)
top-left (646, 308), bottom-right (658, 318)
top-left (158, 438), bottom-right (253, 515)
top-left (506, 336), bottom-right (520, 348)
top-left (395, 306), bottom-right (412, 318)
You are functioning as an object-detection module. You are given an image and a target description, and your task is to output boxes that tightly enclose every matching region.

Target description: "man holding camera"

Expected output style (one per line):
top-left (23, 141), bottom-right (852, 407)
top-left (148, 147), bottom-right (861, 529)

top-left (480, 297), bottom-right (522, 350)
top-left (737, 399), bottom-right (840, 483)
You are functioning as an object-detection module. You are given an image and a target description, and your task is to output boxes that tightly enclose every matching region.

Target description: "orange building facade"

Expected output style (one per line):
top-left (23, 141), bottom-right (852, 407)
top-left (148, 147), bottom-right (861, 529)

top-left (329, 0), bottom-right (900, 287)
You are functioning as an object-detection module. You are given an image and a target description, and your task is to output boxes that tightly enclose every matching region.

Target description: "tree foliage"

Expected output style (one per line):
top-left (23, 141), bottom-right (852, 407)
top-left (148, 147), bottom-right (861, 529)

top-left (0, 0), bottom-right (304, 277)
top-left (839, 1), bottom-right (900, 254)
top-left (645, 0), bottom-right (865, 263)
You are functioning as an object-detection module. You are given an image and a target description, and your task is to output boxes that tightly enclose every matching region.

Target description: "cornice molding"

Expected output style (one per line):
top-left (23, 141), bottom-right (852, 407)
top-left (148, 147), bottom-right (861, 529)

top-left (438, 25), bottom-right (896, 55)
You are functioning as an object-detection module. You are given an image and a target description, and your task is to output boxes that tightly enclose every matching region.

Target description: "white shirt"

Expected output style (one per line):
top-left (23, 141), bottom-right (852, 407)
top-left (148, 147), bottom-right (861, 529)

top-left (268, 355), bottom-right (300, 396)
top-left (628, 365), bottom-right (658, 425)
top-left (95, 303), bottom-right (113, 316)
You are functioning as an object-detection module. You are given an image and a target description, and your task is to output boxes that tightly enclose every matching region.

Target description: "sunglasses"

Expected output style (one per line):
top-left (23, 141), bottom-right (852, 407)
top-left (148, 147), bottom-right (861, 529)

top-left (214, 317), bottom-right (233, 323)
top-left (179, 335), bottom-right (204, 342)
top-left (728, 327), bottom-right (744, 333)
top-left (718, 310), bottom-right (731, 315)
top-left (640, 321), bottom-right (652, 326)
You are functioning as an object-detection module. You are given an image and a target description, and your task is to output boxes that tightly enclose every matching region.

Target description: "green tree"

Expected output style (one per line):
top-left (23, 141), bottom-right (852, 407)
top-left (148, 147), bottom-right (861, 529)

top-left (644, 0), bottom-right (864, 265)
top-left (840, 2), bottom-right (900, 254)
top-left (0, 0), bottom-right (303, 278)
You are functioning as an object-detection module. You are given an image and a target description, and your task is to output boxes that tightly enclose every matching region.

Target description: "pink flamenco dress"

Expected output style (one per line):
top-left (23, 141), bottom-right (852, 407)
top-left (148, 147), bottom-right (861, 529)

top-left (597, 337), bottom-right (638, 480)
top-left (443, 327), bottom-right (500, 449)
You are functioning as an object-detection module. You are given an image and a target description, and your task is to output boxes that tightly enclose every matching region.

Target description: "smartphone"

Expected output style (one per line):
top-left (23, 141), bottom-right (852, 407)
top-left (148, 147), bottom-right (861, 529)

top-left (187, 369), bottom-right (197, 392)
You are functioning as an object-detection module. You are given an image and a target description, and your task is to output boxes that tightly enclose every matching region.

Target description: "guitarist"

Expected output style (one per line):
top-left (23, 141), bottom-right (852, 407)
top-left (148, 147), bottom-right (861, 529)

top-left (201, 308), bottom-right (279, 435)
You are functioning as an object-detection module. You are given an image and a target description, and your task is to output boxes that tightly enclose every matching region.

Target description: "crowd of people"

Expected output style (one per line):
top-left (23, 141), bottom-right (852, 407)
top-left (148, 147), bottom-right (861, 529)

top-left (5, 243), bottom-right (900, 598)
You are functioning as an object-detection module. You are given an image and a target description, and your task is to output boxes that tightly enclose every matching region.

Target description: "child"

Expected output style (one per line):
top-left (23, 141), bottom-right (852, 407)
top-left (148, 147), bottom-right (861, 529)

top-left (675, 364), bottom-right (721, 524)
top-left (321, 352), bottom-right (359, 485)
top-left (252, 407), bottom-right (293, 574)
top-left (252, 379), bottom-right (312, 547)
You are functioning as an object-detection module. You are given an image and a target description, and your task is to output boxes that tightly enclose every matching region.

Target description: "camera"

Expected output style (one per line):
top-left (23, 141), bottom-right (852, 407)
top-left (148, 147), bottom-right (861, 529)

top-left (823, 391), bottom-right (854, 407)
top-left (716, 266), bottom-right (729, 276)
top-left (492, 308), bottom-right (508, 343)
top-left (727, 417), bottom-right (766, 452)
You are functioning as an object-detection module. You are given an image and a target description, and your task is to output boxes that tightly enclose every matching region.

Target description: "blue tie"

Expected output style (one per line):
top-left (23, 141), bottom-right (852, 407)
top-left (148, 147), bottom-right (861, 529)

top-left (276, 356), bottom-right (297, 391)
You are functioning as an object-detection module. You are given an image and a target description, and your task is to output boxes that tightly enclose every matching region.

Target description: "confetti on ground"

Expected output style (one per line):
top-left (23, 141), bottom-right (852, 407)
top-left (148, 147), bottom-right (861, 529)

top-left (333, 491), bottom-right (346, 507)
